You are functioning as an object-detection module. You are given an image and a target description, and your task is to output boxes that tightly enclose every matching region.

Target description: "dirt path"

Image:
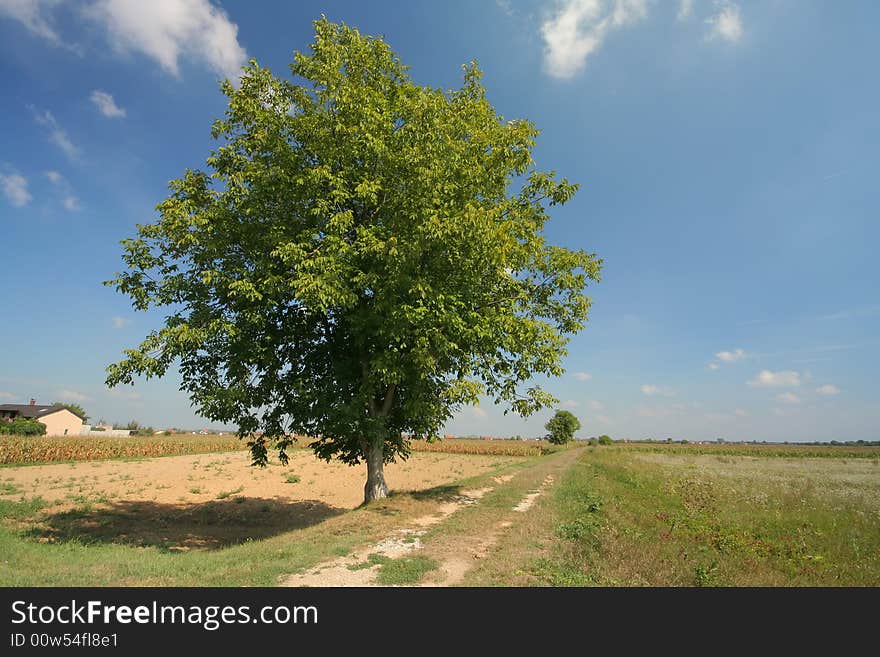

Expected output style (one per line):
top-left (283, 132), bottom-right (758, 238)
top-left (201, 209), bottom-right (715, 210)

top-left (279, 448), bottom-right (582, 587)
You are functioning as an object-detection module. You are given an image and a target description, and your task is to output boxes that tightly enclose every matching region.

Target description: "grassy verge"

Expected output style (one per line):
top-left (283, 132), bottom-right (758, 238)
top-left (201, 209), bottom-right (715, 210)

top-left (496, 448), bottom-right (880, 586)
top-left (468, 446), bottom-right (880, 586)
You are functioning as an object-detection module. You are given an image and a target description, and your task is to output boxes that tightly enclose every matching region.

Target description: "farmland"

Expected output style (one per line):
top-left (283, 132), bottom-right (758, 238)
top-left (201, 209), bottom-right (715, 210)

top-left (0, 441), bottom-right (877, 586)
top-left (0, 435), bottom-right (558, 466)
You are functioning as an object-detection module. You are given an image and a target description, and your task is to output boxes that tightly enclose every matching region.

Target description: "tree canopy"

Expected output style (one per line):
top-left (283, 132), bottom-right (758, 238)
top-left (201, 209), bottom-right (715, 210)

top-left (105, 18), bottom-right (602, 502)
top-left (546, 410), bottom-right (581, 444)
top-left (52, 402), bottom-right (89, 422)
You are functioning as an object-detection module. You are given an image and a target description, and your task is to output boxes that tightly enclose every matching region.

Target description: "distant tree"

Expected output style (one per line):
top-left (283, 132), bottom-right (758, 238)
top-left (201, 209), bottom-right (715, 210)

top-left (104, 18), bottom-right (602, 504)
top-left (545, 410), bottom-right (581, 444)
top-left (52, 402), bottom-right (89, 423)
top-left (597, 434), bottom-right (612, 445)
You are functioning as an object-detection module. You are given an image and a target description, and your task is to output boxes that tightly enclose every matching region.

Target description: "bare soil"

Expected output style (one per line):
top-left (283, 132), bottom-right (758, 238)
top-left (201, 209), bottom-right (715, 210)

top-left (0, 450), bottom-right (517, 550)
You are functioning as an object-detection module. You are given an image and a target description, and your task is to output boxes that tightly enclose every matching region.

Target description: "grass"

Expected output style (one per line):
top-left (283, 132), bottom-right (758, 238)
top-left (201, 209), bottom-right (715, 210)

top-left (284, 473), bottom-right (301, 484)
top-left (467, 445), bottom-right (880, 586)
top-left (347, 552), bottom-right (391, 571)
top-left (0, 482), bottom-right (22, 495)
top-left (375, 555), bottom-right (439, 585)
top-left (216, 486), bottom-right (244, 500)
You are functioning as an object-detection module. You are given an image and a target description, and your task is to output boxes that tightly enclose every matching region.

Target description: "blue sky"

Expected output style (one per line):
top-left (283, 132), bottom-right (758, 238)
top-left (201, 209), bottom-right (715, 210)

top-left (0, 0), bottom-right (876, 441)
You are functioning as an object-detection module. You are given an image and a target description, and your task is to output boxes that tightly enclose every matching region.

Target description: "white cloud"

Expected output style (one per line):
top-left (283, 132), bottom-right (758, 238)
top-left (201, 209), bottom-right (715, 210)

top-left (0, 0), bottom-right (62, 45)
top-left (0, 173), bottom-right (32, 207)
top-left (748, 370), bottom-right (801, 387)
top-left (470, 406), bottom-right (488, 418)
top-left (111, 316), bottom-right (130, 329)
top-left (587, 400), bottom-right (604, 410)
top-left (707, 362), bottom-right (719, 370)
top-left (561, 400), bottom-right (580, 408)
top-left (33, 109), bottom-right (79, 160)
top-left (58, 389), bottom-right (90, 402)
top-left (816, 384), bottom-right (840, 396)
top-left (573, 371), bottom-right (592, 381)
top-left (777, 392), bottom-right (801, 404)
top-left (706, 1), bottom-right (742, 43)
top-left (541, 0), bottom-right (648, 79)
top-left (677, 0), bottom-right (694, 21)
top-left (716, 348), bottom-right (746, 363)
top-left (85, 0), bottom-right (248, 81)
top-left (641, 384), bottom-right (674, 397)
top-left (44, 170), bottom-right (79, 211)
top-left (90, 90), bottom-right (126, 118)
top-left (0, 391), bottom-right (17, 401)
top-left (734, 408), bottom-right (748, 417)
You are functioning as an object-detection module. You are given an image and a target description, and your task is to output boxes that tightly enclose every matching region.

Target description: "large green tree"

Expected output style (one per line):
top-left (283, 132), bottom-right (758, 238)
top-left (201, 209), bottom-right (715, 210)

top-left (545, 410), bottom-right (581, 445)
top-left (106, 19), bottom-right (602, 503)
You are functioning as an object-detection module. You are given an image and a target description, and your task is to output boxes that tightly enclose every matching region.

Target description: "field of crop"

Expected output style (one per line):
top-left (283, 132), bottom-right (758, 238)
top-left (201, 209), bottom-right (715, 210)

top-left (0, 434), bottom-right (555, 466)
top-left (0, 434), bottom-right (246, 465)
top-left (622, 441), bottom-right (880, 459)
top-left (463, 443), bottom-right (880, 586)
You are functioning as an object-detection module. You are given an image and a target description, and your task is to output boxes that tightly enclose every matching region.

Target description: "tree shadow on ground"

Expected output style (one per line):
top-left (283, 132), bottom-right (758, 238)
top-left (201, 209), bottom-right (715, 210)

top-left (26, 497), bottom-right (341, 551)
top-left (397, 483), bottom-right (463, 502)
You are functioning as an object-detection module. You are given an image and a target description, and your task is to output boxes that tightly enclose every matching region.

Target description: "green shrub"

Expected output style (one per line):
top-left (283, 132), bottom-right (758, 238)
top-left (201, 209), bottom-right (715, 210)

top-left (0, 418), bottom-right (46, 436)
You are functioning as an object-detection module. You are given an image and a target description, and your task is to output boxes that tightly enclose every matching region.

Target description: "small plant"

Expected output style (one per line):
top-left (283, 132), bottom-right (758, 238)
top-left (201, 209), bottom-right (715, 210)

top-left (216, 486), bottom-right (244, 499)
top-left (284, 473), bottom-right (301, 484)
top-left (694, 562), bottom-right (720, 587)
top-left (188, 487), bottom-right (203, 494)
top-left (347, 553), bottom-right (391, 571)
top-left (375, 555), bottom-right (439, 585)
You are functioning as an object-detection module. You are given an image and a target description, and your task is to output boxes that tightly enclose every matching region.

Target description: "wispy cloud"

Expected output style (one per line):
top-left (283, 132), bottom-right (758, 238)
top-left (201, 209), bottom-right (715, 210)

top-left (0, 0), bottom-right (64, 47)
top-left (541, 0), bottom-right (648, 79)
top-left (596, 414), bottom-right (611, 424)
top-left (822, 170), bottom-right (847, 181)
top-left (820, 306), bottom-right (880, 321)
top-left (677, 0), bottom-right (694, 21)
top-left (776, 392), bottom-right (801, 404)
top-left (106, 387), bottom-right (141, 401)
top-left (45, 170), bottom-right (81, 211)
top-left (816, 384), bottom-right (840, 396)
top-left (111, 316), bottom-right (130, 329)
top-left (572, 371), bottom-right (592, 381)
top-left (748, 370), bottom-right (801, 387)
top-left (90, 90), bottom-right (126, 118)
top-left (734, 408), bottom-right (748, 417)
top-left (561, 399), bottom-right (580, 408)
top-left (470, 406), bottom-right (488, 418)
top-left (707, 362), bottom-right (720, 371)
top-left (0, 391), bottom-right (17, 401)
top-left (84, 0), bottom-right (248, 82)
top-left (0, 173), bottom-right (32, 207)
top-left (58, 389), bottom-right (90, 402)
top-left (32, 108), bottom-right (80, 160)
top-left (641, 384), bottom-right (674, 397)
top-left (716, 348), bottom-right (747, 363)
top-left (706, 1), bottom-right (742, 43)
top-left (587, 400), bottom-right (604, 410)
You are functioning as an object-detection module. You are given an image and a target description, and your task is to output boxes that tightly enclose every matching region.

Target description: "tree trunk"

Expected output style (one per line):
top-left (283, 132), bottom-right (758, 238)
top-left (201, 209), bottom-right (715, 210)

top-left (363, 438), bottom-right (388, 503)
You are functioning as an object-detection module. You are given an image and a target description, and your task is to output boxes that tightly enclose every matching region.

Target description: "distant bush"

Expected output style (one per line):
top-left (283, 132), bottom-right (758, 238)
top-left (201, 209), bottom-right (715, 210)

top-left (597, 435), bottom-right (613, 445)
top-left (0, 419), bottom-right (46, 436)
